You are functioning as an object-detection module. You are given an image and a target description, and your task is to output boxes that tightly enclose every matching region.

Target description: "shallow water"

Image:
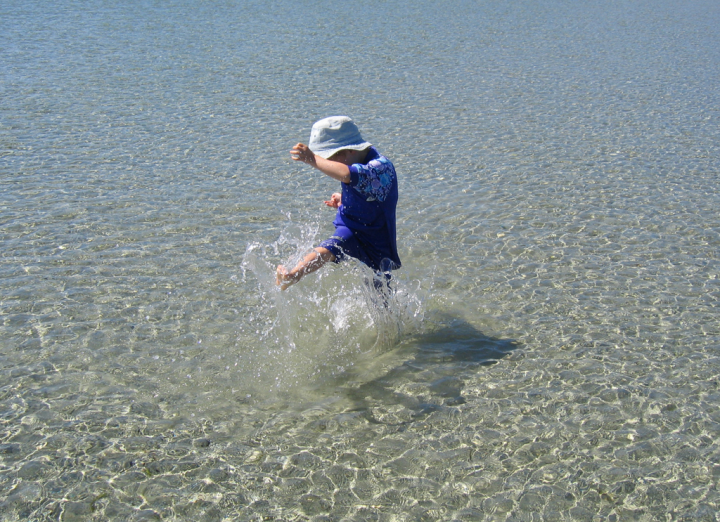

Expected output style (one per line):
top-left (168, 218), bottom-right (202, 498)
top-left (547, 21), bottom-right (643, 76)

top-left (2, 0), bottom-right (719, 520)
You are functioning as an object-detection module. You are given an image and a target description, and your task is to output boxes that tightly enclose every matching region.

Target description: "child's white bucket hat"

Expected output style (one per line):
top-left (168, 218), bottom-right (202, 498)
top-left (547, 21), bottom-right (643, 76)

top-left (308, 116), bottom-right (372, 159)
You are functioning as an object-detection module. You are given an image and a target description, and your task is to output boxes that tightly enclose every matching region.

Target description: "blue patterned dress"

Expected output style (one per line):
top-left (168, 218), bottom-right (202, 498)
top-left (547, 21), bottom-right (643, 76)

top-left (319, 147), bottom-right (401, 272)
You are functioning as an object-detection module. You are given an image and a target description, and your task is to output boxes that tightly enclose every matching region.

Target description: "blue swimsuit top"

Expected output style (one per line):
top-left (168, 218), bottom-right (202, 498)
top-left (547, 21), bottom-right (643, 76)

top-left (334, 146), bottom-right (401, 270)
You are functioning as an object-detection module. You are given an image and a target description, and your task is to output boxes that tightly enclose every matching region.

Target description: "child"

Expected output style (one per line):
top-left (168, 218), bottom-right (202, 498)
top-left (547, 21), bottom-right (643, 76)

top-left (276, 116), bottom-right (401, 290)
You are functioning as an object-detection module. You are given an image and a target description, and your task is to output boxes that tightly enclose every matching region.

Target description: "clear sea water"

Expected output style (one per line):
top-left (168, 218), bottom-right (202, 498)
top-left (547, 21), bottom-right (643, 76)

top-left (1, 0), bottom-right (719, 520)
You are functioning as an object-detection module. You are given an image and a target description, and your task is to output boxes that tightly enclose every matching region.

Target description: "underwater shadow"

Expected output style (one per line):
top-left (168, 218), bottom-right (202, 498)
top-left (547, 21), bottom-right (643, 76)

top-left (343, 315), bottom-right (519, 421)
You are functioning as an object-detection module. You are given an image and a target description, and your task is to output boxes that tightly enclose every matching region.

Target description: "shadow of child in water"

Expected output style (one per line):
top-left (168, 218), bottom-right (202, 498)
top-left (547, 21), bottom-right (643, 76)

top-left (342, 315), bottom-right (519, 420)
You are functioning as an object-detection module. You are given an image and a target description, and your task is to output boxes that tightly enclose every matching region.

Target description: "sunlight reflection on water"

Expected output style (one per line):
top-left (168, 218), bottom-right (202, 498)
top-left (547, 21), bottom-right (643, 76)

top-left (1, 0), bottom-right (719, 519)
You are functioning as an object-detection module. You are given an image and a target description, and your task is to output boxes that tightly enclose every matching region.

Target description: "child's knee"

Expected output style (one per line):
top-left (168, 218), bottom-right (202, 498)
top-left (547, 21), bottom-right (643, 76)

top-left (314, 247), bottom-right (336, 263)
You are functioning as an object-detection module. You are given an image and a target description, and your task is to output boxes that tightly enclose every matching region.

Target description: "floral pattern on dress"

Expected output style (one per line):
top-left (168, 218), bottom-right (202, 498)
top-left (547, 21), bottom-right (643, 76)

top-left (352, 156), bottom-right (396, 202)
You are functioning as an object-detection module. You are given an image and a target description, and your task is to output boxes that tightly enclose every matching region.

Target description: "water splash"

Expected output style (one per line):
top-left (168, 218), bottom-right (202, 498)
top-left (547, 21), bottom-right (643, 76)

top-left (240, 219), bottom-right (425, 399)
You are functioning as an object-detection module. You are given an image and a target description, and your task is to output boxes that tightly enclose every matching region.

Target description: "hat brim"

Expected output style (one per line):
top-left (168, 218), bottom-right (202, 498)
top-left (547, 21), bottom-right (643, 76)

top-left (311, 141), bottom-right (372, 159)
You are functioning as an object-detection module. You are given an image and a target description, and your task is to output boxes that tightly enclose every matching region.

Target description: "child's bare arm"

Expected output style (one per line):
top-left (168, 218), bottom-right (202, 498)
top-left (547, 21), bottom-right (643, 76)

top-left (291, 143), bottom-right (350, 183)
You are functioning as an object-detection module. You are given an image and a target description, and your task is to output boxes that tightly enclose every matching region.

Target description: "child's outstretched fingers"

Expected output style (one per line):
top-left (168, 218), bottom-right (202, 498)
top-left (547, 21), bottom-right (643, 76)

top-left (290, 143), bottom-right (315, 165)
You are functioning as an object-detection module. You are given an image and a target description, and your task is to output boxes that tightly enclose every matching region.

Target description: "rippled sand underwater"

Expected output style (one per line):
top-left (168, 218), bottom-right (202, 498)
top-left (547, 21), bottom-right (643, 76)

top-left (2, 0), bottom-right (719, 520)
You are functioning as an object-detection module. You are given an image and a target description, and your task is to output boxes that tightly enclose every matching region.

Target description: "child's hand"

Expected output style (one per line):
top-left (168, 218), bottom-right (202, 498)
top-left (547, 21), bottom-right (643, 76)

top-left (290, 143), bottom-right (316, 166)
top-left (324, 192), bottom-right (342, 208)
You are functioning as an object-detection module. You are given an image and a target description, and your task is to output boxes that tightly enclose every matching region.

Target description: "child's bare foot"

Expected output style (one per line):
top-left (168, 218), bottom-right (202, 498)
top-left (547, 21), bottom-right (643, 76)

top-left (276, 265), bottom-right (295, 290)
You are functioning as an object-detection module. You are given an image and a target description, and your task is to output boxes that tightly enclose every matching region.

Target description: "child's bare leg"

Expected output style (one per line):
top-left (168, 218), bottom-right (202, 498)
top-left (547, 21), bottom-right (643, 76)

top-left (276, 247), bottom-right (335, 290)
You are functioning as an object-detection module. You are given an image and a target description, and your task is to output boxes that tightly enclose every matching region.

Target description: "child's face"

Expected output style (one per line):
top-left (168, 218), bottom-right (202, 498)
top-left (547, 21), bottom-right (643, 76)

top-left (330, 148), bottom-right (369, 166)
top-left (328, 149), bottom-right (352, 165)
